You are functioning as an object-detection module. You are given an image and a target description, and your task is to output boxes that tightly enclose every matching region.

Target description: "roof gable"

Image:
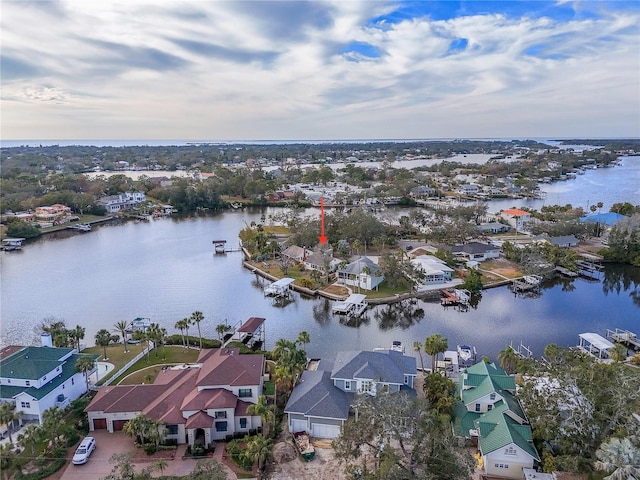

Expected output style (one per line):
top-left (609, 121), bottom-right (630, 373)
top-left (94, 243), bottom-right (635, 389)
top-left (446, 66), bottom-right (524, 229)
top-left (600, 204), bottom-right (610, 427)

top-left (331, 350), bottom-right (416, 384)
top-left (0, 346), bottom-right (74, 380)
top-left (285, 370), bottom-right (351, 420)
top-left (196, 348), bottom-right (263, 387)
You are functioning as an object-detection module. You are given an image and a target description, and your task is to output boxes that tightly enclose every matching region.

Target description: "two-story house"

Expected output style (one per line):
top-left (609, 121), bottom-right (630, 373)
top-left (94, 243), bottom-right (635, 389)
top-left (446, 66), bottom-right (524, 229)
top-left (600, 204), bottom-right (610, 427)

top-left (0, 336), bottom-right (99, 425)
top-left (285, 350), bottom-right (416, 439)
top-left (453, 361), bottom-right (540, 480)
top-left (411, 255), bottom-right (455, 285)
top-left (97, 191), bottom-right (147, 213)
top-left (500, 208), bottom-right (532, 232)
top-left (336, 256), bottom-right (384, 291)
top-left (85, 347), bottom-right (265, 446)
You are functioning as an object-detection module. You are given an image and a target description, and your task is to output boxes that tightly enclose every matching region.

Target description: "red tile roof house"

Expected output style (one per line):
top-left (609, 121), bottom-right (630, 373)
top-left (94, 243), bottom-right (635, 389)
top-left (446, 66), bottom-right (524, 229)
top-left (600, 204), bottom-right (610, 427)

top-left (85, 348), bottom-right (266, 446)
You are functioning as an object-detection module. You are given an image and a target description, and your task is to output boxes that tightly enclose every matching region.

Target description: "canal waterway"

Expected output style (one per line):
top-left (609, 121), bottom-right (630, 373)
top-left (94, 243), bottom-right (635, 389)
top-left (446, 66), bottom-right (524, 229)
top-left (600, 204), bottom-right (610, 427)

top-left (1, 158), bottom-right (639, 361)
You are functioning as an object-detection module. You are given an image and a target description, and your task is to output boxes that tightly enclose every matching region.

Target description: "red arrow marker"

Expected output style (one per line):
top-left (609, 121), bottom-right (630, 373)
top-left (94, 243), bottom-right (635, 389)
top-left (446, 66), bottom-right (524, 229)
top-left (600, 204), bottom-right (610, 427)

top-left (319, 196), bottom-right (327, 245)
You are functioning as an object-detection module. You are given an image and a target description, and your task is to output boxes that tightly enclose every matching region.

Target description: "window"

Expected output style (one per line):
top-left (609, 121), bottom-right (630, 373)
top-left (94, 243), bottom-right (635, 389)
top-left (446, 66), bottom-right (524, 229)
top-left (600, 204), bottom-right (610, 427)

top-left (344, 381), bottom-right (351, 390)
top-left (25, 381), bottom-right (30, 386)
top-left (404, 375), bottom-right (409, 384)
top-left (240, 418), bottom-right (247, 429)
top-left (487, 404), bottom-right (493, 411)
top-left (489, 393), bottom-right (496, 400)
top-left (215, 411), bottom-right (227, 419)
top-left (361, 381), bottom-right (372, 393)
top-left (215, 421), bottom-right (228, 432)
top-left (238, 388), bottom-right (252, 398)
top-left (505, 446), bottom-right (516, 456)
top-left (475, 403), bottom-right (481, 412)
top-left (71, 378), bottom-right (74, 385)
top-left (21, 401), bottom-right (30, 408)
top-left (167, 425), bottom-right (179, 435)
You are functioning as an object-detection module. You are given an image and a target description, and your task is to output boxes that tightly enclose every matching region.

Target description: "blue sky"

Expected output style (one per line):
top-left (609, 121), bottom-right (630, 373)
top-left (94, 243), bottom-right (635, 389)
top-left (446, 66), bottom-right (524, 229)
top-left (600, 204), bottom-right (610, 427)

top-left (1, 1), bottom-right (639, 141)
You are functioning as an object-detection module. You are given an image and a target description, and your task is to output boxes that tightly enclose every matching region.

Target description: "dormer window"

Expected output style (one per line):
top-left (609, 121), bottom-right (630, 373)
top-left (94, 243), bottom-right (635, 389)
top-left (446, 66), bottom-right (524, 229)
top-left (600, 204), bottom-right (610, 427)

top-left (26, 381), bottom-right (30, 386)
top-left (489, 393), bottom-right (496, 400)
top-left (344, 381), bottom-right (351, 390)
top-left (505, 446), bottom-right (516, 456)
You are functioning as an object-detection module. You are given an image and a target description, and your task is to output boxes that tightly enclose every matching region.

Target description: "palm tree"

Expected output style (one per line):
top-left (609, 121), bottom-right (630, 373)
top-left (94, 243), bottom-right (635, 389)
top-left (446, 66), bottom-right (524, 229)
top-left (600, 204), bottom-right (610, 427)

top-left (131, 329), bottom-right (151, 362)
top-left (215, 323), bottom-right (228, 342)
top-left (190, 311), bottom-right (204, 349)
top-left (154, 459), bottom-right (168, 476)
top-left (113, 320), bottom-right (131, 353)
top-left (413, 341), bottom-right (425, 372)
top-left (0, 443), bottom-right (17, 480)
top-left (497, 345), bottom-right (518, 374)
top-left (147, 323), bottom-right (167, 359)
top-left (183, 317), bottom-right (192, 347)
top-left (424, 333), bottom-right (448, 373)
top-left (68, 324), bottom-right (85, 351)
top-left (95, 329), bottom-right (113, 360)
top-left (124, 414), bottom-right (154, 446)
top-left (0, 403), bottom-right (20, 444)
top-left (245, 434), bottom-right (273, 473)
top-left (247, 396), bottom-right (274, 437)
top-left (175, 319), bottom-right (188, 348)
top-left (610, 343), bottom-right (627, 363)
top-left (595, 436), bottom-right (640, 480)
top-left (41, 406), bottom-right (67, 448)
top-left (75, 355), bottom-right (96, 390)
top-left (17, 423), bottom-right (42, 456)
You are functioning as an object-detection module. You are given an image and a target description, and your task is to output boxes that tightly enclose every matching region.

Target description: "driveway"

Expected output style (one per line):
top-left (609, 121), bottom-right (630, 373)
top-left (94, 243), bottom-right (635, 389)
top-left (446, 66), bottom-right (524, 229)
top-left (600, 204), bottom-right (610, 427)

top-left (59, 431), bottom-right (131, 480)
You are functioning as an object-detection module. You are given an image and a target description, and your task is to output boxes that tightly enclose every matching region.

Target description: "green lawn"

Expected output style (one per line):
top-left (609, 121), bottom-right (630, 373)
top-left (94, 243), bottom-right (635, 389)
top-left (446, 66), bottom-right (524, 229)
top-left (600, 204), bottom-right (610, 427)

top-left (115, 346), bottom-right (200, 385)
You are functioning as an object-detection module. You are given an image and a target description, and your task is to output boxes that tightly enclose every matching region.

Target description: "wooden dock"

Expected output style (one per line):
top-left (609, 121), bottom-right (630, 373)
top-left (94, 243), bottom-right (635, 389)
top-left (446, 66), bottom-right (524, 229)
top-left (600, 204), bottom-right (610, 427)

top-left (440, 289), bottom-right (470, 306)
top-left (555, 266), bottom-right (578, 278)
top-left (606, 328), bottom-right (640, 350)
top-left (511, 275), bottom-right (542, 293)
top-left (213, 240), bottom-right (243, 254)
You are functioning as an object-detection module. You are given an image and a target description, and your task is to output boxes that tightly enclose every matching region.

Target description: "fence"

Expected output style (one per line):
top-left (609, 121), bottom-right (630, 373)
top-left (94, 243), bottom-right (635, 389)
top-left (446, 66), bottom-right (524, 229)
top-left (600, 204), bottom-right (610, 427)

top-left (99, 341), bottom-right (154, 387)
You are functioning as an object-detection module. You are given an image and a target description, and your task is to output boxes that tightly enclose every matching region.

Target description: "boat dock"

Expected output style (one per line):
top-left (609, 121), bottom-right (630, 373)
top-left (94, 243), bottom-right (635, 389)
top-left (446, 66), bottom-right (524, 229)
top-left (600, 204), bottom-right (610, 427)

top-left (555, 266), bottom-right (578, 278)
top-left (1, 237), bottom-right (25, 251)
top-left (224, 316), bottom-right (265, 349)
top-left (576, 258), bottom-right (603, 280)
top-left (212, 240), bottom-right (243, 254)
top-left (332, 293), bottom-right (367, 316)
top-left (606, 328), bottom-right (640, 351)
top-left (264, 277), bottom-right (295, 298)
top-left (440, 288), bottom-right (470, 306)
top-left (511, 274), bottom-right (542, 293)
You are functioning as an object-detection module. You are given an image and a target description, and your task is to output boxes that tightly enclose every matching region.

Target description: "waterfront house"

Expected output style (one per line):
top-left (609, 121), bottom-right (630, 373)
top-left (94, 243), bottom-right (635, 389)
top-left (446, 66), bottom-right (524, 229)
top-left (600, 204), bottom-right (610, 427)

top-left (477, 222), bottom-right (510, 234)
top-left (0, 336), bottom-right (99, 425)
top-left (281, 245), bottom-right (310, 263)
top-left (410, 185), bottom-right (436, 198)
top-left (285, 349), bottom-right (416, 439)
top-left (500, 209), bottom-right (531, 232)
top-left (336, 256), bottom-right (384, 291)
top-left (453, 361), bottom-right (539, 480)
top-left (549, 235), bottom-right (579, 248)
top-left (449, 242), bottom-right (500, 262)
top-left (303, 251), bottom-right (342, 273)
top-left (411, 255), bottom-right (454, 285)
top-left (85, 347), bottom-right (265, 445)
top-left (458, 184), bottom-right (480, 196)
top-left (97, 191), bottom-right (147, 213)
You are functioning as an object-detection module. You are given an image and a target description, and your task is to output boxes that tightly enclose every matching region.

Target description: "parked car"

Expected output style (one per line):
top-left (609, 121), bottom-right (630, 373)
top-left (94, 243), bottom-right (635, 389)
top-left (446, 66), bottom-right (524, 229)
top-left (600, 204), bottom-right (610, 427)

top-left (72, 436), bottom-right (96, 465)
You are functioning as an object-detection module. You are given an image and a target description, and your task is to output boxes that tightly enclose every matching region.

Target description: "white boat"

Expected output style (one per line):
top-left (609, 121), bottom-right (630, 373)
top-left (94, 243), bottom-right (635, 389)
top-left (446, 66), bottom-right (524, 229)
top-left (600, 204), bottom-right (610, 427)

top-left (70, 223), bottom-right (92, 232)
top-left (391, 341), bottom-right (405, 353)
top-left (457, 344), bottom-right (476, 362)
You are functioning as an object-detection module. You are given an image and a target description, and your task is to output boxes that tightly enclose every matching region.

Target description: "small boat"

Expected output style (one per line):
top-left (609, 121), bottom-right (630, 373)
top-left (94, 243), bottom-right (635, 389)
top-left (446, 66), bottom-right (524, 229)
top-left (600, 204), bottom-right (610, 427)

top-left (391, 341), bottom-right (405, 353)
top-left (457, 345), bottom-right (476, 363)
top-left (292, 431), bottom-right (315, 461)
top-left (69, 223), bottom-right (92, 232)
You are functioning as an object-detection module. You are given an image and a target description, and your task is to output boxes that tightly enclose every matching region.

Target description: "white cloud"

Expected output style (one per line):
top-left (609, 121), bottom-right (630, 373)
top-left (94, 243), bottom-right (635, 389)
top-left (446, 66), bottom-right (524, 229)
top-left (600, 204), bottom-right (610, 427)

top-left (1, 1), bottom-right (638, 140)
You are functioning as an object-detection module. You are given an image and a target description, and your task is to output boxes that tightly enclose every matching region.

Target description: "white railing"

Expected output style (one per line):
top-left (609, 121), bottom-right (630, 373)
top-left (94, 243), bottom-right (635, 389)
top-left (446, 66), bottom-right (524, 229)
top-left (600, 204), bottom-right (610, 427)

top-left (101, 342), bottom-right (154, 386)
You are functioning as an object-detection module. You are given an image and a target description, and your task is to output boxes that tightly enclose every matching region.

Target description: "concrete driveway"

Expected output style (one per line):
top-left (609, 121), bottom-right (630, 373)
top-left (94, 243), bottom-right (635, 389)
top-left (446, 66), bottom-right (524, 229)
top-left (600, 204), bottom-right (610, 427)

top-left (59, 431), bottom-right (131, 480)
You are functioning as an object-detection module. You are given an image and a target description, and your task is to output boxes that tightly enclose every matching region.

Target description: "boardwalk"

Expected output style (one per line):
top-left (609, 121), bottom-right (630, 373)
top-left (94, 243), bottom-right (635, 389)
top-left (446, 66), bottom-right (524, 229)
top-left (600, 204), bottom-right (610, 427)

top-left (606, 328), bottom-right (640, 350)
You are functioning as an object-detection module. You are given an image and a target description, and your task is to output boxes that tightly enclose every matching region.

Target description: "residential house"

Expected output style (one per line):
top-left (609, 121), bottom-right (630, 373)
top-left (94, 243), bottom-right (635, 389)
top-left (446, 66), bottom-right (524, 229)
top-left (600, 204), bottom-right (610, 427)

top-left (0, 336), bottom-right (99, 425)
top-left (98, 191), bottom-right (147, 213)
top-left (500, 209), bottom-right (532, 232)
top-left (285, 350), bottom-right (416, 439)
top-left (579, 212), bottom-right (628, 228)
top-left (458, 184), bottom-right (480, 195)
top-left (410, 185), bottom-right (436, 198)
top-left (303, 252), bottom-right (342, 273)
top-left (85, 347), bottom-right (265, 445)
top-left (281, 245), bottom-right (310, 263)
top-left (549, 235), bottom-right (579, 248)
top-left (336, 256), bottom-right (384, 291)
top-left (450, 242), bottom-right (500, 262)
top-left (453, 361), bottom-right (540, 480)
top-left (477, 222), bottom-right (510, 234)
top-left (411, 255), bottom-right (454, 285)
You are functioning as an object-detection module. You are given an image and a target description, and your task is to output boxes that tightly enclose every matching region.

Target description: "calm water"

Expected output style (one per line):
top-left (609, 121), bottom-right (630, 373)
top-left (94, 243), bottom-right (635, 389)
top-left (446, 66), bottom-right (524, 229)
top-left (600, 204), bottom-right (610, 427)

top-left (1, 159), bottom-right (639, 361)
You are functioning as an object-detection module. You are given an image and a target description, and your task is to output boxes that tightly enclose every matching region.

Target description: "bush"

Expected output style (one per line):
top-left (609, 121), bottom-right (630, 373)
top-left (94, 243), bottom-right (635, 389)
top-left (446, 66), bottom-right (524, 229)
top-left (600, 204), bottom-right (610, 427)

top-left (226, 439), bottom-right (253, 471)
top-left (144, 444), bottom-right (157, 455)
top-left (15, 458), bottom-right (66, 480)
top-left (163, 438), bottom-right (178, 446)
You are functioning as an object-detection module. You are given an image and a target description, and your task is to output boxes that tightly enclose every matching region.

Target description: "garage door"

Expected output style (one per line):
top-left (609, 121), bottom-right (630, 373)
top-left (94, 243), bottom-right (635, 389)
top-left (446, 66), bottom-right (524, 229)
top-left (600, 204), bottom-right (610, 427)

top-left (93, 418), bottom-right (107, 430)
top-left (112, 420), bottom-right (128, 431)
top-left (311, 423), bottom-right (341, 439)
top-left (290, 419), bottom-right (307, 434)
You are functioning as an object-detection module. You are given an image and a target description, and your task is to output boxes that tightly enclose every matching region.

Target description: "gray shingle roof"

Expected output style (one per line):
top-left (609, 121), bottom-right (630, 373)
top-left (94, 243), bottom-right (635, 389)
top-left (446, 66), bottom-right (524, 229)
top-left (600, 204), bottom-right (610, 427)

top-left (338, 256), bottom-right (380, 275)
top-left (285, 370), bottom-right (351, 420)
top-left (331, 350), bottom-right (416, 384)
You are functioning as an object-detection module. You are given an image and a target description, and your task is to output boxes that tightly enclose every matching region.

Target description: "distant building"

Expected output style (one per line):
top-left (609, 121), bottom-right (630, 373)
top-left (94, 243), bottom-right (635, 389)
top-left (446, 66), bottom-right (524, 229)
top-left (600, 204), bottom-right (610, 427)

top-left (98, 191), bottom-right (146, 213)
top-left (500, 209), bottom-right (531, 231)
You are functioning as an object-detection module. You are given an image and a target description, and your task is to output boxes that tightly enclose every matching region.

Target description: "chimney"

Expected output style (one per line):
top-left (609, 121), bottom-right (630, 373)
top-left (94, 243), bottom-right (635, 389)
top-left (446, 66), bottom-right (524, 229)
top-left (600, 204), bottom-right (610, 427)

top-left (41, 333), bottom-right (53, 348)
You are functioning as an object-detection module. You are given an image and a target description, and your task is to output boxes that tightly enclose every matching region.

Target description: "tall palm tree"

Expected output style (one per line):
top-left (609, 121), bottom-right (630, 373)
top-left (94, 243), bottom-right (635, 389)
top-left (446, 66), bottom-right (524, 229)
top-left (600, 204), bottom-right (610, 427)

top-left (215, 323), bottom-right (228, 342)
top-left (0, 403), bottom-right (20, 444)
top-left (41, 406), bottom-right (67, 448)
top-left (68, 325), bottom-right (85, 351)
top-left (175, 319), bottom-right (188, 348)
top-left (497, 345), bottom-right (518, 375)
top-left (131, 329), bottom-right (151, 362)
top-left (413, 341), bottom-right (425, 372)
top-left (183, 317), bottom-right (192, 347)
top-left (595, 437), bottom-right (640, 480)
top-left (95, 329), bottom-right (113, 360)
top-left (0, 443), bottom-right (16, 480)
top-left (247, 396), bottom-right (274, 437)
top-left (113, 320), bottom-right (131, 353)
top-left (147, 323), bottom-right (167, 359)
top-left (17, 423), bottom-right (42, 456)
top-left (190, 311), bottom-right (204, 349)
top-left (245, 434), bottom-right (273, 473)
top-left (296, 331), bottom-right (310, 348)
top-left (610, 343), bottom-right (627, 363)
top-left (75, 355), bottom-right (96, 390)
top-left (424, 334), bottom-right (448, 373)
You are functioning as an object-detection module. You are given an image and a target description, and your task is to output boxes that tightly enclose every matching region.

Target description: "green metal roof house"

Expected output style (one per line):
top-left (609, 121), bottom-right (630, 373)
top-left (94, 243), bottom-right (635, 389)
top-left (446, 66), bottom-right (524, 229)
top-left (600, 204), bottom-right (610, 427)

top-left (0, 337), bottom-right (98, 425)
top-left (454, 361), bottom-right (540, 480)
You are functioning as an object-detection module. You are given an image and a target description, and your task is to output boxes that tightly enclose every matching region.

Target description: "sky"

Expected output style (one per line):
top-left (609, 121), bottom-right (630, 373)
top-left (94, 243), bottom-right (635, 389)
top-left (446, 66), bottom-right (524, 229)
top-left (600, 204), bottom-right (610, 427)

top-left (1, 0), bottom-right (639, 142)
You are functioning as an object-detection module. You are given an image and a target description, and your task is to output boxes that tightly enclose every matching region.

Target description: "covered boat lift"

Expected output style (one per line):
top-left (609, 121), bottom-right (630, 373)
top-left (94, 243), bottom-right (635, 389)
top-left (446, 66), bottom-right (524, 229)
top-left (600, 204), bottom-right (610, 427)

top-left (577, 332), bottom-right (614, 359)
top-left (332, 293), bottom-right (367, 316)
top-left (264, 277), bottom-right (295, 297)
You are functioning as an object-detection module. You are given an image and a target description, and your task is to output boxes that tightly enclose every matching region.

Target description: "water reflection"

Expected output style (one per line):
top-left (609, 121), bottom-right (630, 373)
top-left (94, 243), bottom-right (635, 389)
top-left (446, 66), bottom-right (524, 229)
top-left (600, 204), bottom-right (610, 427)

top-left (312, 298), bottom-right (332, 325)
top-left (338, 312), bottom-right (371, 328)
top-left (602, 264), bottom-right (640, 306)
top-left (372, 300), bottom-right (424, 330)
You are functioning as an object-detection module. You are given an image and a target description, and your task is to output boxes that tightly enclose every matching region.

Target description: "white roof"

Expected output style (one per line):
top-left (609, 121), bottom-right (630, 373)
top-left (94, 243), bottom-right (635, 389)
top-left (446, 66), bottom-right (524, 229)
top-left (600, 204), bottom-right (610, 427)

top-left (344, 294), bottom-right (367, 304)
top-left (271, 277), bottom-right (295, 287)
top-left (579, 333), bottom-right (614, 350)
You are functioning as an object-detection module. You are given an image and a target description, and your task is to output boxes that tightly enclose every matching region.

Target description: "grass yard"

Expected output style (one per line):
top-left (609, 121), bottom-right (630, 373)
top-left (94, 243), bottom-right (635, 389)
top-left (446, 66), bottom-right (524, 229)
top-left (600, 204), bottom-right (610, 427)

top-left (115, 346), bottom-right (200, 384)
